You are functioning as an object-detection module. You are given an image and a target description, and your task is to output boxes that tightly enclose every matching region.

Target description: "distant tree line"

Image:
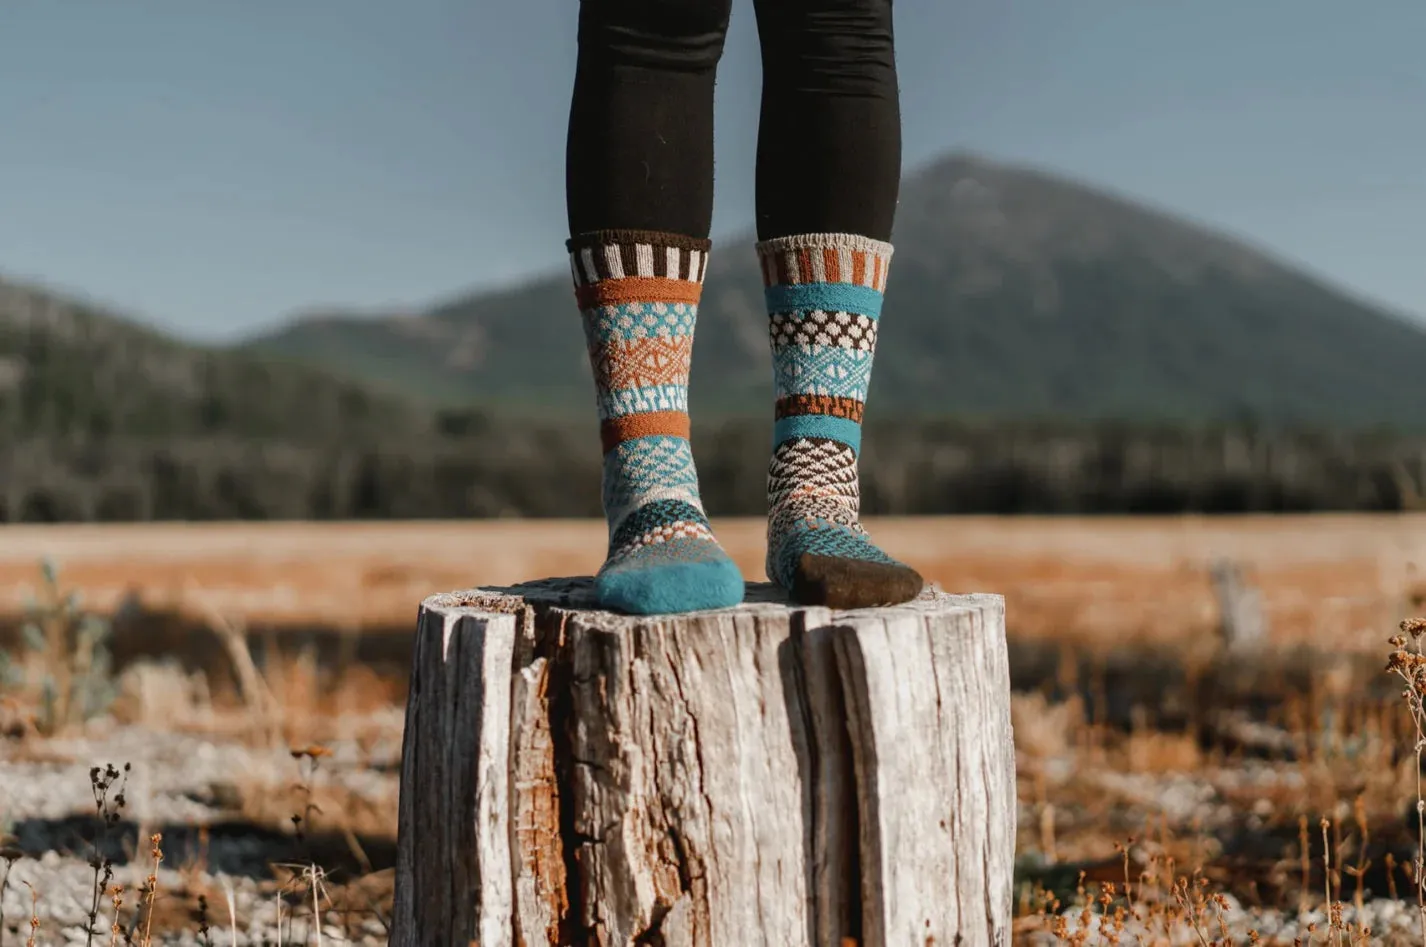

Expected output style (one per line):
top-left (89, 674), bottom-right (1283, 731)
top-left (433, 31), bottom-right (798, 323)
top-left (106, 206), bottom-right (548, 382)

top-left (3, 414), bottom-right (1424, 522)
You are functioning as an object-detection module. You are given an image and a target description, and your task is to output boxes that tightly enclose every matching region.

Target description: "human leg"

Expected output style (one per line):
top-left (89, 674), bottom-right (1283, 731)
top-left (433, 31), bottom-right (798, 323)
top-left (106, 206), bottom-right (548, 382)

top-left (566, 0), bottom-right (743, 614)
top-left (751, 0), bottom-right (924, 608)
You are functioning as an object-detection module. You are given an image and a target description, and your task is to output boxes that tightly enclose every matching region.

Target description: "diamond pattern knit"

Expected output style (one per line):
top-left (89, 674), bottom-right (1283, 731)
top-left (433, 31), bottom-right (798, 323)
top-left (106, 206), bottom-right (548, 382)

top-left (758, 232), bottom-right (924, 608)
top-left (570, 229), bottom-right (744, 615)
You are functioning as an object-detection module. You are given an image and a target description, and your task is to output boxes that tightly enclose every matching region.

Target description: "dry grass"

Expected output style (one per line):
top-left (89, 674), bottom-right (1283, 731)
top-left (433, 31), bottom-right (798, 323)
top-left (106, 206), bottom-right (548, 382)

top-left (1, 516), bottom-right (1425, 943)
top-left (1, 516), bottom-right (1422, 646)
top-left (0, 556), bottom-right (404, 944)
top-left (1008, 609), bottom-right (1426, 945)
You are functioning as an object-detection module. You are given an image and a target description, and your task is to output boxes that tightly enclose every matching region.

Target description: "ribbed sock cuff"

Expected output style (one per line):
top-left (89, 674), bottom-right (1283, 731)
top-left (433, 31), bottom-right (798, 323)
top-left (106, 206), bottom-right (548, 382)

top-left (568, 230), bottom-right (712, 285)
top-left (755, 232), bottom-right (893, 290)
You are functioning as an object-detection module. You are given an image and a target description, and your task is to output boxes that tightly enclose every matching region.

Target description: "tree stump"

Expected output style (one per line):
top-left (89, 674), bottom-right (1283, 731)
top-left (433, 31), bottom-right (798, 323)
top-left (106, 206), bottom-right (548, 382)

top-left (391, 578), bottom-right (1015, 947)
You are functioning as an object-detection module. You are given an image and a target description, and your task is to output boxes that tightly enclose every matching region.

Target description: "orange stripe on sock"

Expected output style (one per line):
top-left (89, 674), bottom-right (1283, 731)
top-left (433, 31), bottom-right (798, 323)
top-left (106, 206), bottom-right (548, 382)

top-left (600, 411), bottom-right (691, 453)
top-left (592, 335), bottom-right (694, 392)
top-left (851, 250), bottom-right (867, 287)
top-left (576, 277), bottom-right (703, 310)
top-left (822, 247), bottom-right (841, 284)
top-left (775, 394), bottom-right (866, 422)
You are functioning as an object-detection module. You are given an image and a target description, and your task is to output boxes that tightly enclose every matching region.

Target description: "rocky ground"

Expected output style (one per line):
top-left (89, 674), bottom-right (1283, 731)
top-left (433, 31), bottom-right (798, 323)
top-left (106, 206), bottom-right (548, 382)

top-left (5, 700), bottom-right (1421, 944)
top-left (1, 716), bottom-right (401, 945)
top-left (2, 852), bottom-right (392, 946)
top-left (1021, 895), bottom-right (1425, 945)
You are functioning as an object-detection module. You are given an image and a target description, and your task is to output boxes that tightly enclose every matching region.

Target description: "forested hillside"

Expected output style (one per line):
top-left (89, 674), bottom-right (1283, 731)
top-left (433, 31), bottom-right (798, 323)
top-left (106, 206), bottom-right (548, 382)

top-left (247, 154), bottom-right (1426, 430)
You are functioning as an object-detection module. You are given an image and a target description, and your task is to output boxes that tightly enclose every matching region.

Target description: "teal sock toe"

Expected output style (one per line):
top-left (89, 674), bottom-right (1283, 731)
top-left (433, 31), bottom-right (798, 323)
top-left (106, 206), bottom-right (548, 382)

top-left (594, 503), bottom-right (745, 615)
top-left (595, 546), bottom-right (746, 616)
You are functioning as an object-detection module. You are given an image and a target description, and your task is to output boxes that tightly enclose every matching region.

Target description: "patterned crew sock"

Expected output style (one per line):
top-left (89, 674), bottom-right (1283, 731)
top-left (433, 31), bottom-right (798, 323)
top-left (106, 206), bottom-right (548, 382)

top-left (569, 229), bottom-right (745, 615)
top-left (758, 232), bottom-right (925, 609)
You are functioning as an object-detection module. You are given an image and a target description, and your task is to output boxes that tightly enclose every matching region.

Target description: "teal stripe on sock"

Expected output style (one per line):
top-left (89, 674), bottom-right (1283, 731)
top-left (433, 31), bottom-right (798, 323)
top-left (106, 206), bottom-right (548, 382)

top-left (586, 301), bottom-right (698, 341)
top-left (764, 283), bottom-right (884, 320)
top-left (774, 415), bottom-right (862, 453)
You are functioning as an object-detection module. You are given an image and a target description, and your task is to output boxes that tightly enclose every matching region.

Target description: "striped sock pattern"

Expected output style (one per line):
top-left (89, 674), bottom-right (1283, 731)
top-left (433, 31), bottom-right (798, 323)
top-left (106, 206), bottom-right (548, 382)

top-left (758, 232), bottom-right (924, 608)
top-left (570, 229), bottom-right (744, 615)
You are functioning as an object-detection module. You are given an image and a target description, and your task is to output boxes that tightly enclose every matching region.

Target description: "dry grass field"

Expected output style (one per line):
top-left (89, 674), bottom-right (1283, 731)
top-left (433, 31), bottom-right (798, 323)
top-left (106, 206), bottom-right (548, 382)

top-left (3, 514), bottom-right (1422, 645)
top-left (2, 514), bottom-right (1425, 944)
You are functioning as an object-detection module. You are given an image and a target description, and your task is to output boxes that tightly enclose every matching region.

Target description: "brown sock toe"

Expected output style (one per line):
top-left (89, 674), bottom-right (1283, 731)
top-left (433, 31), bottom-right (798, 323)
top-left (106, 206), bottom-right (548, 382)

top-left (789, 553), bottom-right (925, 609)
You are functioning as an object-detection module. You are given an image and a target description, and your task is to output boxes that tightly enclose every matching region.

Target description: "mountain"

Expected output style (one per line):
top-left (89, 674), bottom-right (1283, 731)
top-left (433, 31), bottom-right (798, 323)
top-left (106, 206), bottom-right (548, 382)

top-left (0, 276), bottom-right (430, 441)
top-left (4, 251), bottom-right (1426, 522)
top-left (244, 153), bottom-right (1426, 431)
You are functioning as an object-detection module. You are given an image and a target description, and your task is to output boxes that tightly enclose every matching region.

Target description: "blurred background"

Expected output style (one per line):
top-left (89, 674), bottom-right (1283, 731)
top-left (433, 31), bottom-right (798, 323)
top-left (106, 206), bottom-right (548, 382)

top-left (1, 0), bottom-right (1424, 942)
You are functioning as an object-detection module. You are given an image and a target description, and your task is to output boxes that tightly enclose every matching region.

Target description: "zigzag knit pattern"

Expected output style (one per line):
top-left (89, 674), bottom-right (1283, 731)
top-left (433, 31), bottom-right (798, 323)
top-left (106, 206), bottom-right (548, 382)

top-left (570, 229), bottom-right (744, 615)
top-left (758, 232), bottom-right (924, 609)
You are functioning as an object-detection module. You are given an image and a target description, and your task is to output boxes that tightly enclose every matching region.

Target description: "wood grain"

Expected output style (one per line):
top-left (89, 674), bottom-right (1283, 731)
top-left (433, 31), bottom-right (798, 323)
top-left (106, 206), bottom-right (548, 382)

top-left (390, 578), bottom-right (1015, 946)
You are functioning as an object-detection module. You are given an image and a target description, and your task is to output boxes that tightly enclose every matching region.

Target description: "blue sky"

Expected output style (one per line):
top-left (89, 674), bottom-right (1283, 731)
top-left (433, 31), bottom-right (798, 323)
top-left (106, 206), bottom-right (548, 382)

top-left (1, 0), bottom-right (1422, 341)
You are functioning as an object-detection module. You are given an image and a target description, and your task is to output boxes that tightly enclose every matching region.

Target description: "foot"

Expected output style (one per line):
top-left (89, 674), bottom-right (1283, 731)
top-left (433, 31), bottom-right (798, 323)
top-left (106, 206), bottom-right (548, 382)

top-left (756, 231), bottom-right (924, 609)
top-left (766, 437), bottom-right (924, 609)
top-left (596, 500), bottom-right (745, 615)
top-left (569, 228), bottom-right (746, 616)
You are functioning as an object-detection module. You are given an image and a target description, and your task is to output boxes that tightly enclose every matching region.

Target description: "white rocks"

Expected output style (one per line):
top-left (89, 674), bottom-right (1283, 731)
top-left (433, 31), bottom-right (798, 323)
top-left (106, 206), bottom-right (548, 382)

top-left (1, 854), bottom-right (392, 946)
top-left (1, 718), bottom-right (400, 946)
top-left (1026, 895), bottom-right (1424, 946)
top-left (2, 719), bottom-right (400, 827)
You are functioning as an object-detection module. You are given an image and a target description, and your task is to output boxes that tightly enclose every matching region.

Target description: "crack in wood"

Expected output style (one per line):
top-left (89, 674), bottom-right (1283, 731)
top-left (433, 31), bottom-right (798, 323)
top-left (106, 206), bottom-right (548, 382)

top-left (632, 902), bottom-right (672, 946)
top-left (391, 579), bottom-right (1015, 947)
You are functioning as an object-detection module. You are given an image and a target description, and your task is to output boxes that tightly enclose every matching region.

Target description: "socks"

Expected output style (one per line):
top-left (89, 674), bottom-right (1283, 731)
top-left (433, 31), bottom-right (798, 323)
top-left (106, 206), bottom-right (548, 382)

top-left (569, 229), bottom-right (745, 615)
top-left (757, 232), bottom-right (925, 609)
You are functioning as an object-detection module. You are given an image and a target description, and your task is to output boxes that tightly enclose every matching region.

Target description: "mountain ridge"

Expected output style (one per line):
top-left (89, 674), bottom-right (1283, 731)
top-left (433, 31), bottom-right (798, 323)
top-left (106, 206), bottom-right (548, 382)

top-left (251, 152), bottom-right (1425, 341)
top-left (5, 151), bottom-right (1424, 437)
top-left (240, 152), bottom-right (1426, 431)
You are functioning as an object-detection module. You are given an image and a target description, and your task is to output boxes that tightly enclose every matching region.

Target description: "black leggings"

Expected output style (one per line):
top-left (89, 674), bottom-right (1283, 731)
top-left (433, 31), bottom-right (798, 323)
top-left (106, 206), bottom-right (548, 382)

top-left (566, 0), bottom-right (900, 243)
